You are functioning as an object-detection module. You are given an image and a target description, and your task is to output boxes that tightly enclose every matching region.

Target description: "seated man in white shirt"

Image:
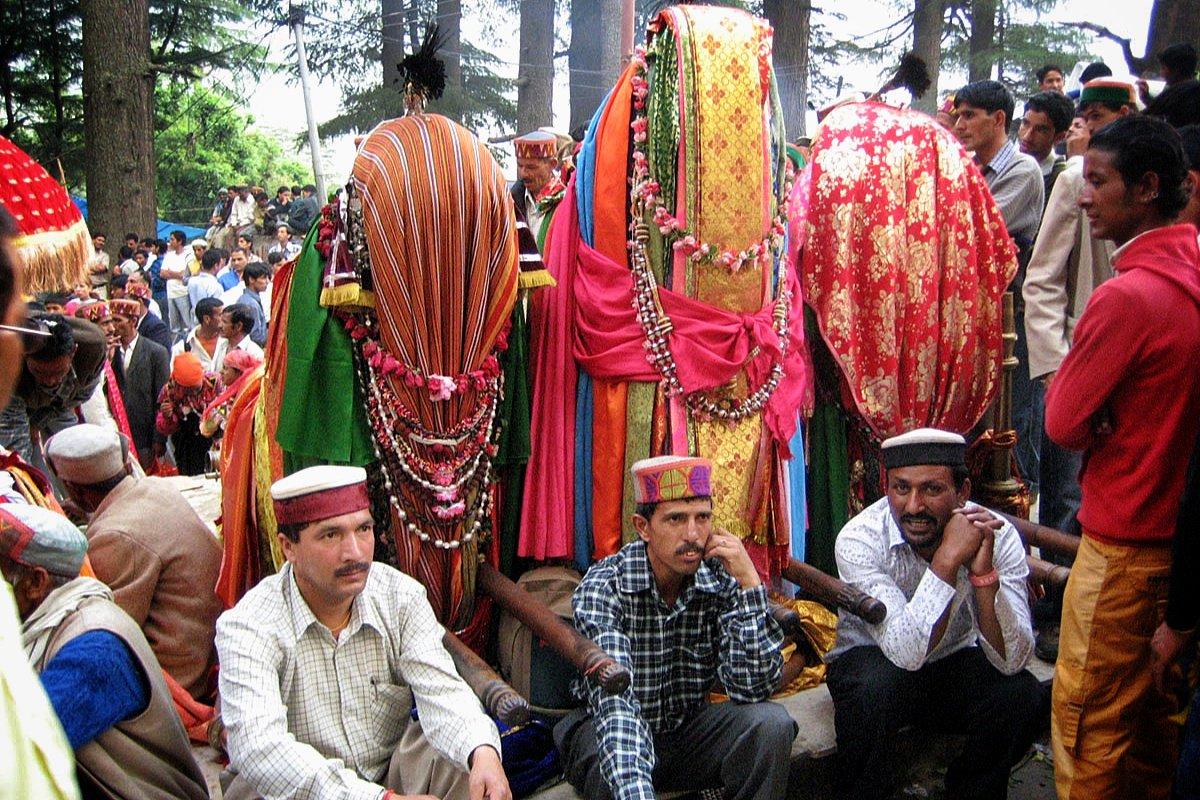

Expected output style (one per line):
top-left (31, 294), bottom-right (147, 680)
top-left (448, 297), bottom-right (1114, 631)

top-left (825, 429), bottom-right (1044, 800)
top-left (215, 465), bottom-right (511, 800)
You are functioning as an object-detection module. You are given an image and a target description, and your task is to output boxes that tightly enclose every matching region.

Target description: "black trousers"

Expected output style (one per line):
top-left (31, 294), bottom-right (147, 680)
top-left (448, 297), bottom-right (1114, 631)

top-left (554, 701), bottom-right (796, 800)
top-left (826, 646), bottom-right (1047, 800)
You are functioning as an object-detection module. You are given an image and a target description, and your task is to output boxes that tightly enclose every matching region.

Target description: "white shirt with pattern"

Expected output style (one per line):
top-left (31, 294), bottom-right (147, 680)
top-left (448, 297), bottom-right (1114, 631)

top-left (826, 497), bottom-right (1034, 675)
top-left (215, 562), bottom-right (501, 800)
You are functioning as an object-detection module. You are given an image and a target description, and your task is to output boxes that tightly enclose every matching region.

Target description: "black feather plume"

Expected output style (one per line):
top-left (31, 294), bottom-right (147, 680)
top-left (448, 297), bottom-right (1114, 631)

top-left (399, 24), bottom-right (447, 105)
top-left (877, 52), bottom-right (931, 99)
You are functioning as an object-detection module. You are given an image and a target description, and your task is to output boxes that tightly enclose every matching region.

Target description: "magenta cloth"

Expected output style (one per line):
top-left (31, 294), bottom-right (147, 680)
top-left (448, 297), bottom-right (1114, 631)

top-left (519, 182), bottom-right (809, 559)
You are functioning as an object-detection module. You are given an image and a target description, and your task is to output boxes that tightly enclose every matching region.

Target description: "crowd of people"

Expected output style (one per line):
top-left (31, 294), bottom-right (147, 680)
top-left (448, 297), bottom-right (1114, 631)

top-left (0, 28), bottom-right (1198, 800)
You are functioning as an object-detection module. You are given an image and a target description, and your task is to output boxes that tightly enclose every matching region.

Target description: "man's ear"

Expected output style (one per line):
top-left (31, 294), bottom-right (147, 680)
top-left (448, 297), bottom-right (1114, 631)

top-left (278, 534), bottom-right (296, 563)
top-left (958, 477), bottom-right (972, 506)
top-left (631, 514), bottom-right (650, 543)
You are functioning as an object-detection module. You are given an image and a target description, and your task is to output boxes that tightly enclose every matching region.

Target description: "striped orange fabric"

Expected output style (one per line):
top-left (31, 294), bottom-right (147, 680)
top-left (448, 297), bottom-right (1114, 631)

top-left (353, 115), bottom-right (518, 431)
top-left (352, 114), bottom-right (518, 626)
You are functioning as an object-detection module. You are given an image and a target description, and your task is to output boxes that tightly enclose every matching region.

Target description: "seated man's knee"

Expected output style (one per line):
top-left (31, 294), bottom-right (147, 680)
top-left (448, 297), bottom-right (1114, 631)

top-left (742, 701), bottom-right (797, 750)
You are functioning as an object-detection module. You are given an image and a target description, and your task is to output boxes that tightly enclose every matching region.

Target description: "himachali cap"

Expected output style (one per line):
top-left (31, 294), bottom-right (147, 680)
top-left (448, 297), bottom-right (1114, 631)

top-left (0, 504), bottom-right (88, 578)
top-left (74, 300), bottom-right (109, 322)
top-left (108, 298), bottom-right (143, 319)
top-left (881, 428), bottom-right (967, 470)
top-left (45, 423), bottom-right (125, 484)
top-left (1079, 78), bottom-right (1138, 109)
top-left (271, 465), bottom-right (371, 527)
top-left (514, 131), bottom-right (559, 160)
top-left (631, 455), bottom-right (713, 504)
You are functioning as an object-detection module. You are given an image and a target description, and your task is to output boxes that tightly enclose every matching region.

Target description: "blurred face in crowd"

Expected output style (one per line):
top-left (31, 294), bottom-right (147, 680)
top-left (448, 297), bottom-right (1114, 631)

top-left (1018, 109), bottom-right (1064, 162)
top-left (237, 235), bottom-right (254, 251)
top-left (1080, 146), bottom-right (1156, 246)
top-left (276, 226), bottom-right (291, 244)
top-left (953, 103), bottom-right (1005, 156)
top-left (220, 363), bottom-right (241, 386)
top-left (249, 274), bottom-right (270, 294)
top-left (133, 251), bottom-right (147, 268)
top-left (517, 156), bottom-right (557, 195)
top-left (192, 244), bottom-right (206, 261)
top-left (27, 347), bottom-right (74, 389)
top-left (124, 235), bottom-right (137, 249)
top-left (1039, 70), bottom-right (1065, 93)
top-left (72, 283), bottom-right (91, 300)
top-left (230, 251), bottom-right (248, 274)
top-left (111, 311), bottom-right (137, 344)
top-left (1080, 102), bottom-right (1131, 135)
top-left (92, 235), bottom-right (106, 252)
top-left (127, 272), bottom-right (147, 290)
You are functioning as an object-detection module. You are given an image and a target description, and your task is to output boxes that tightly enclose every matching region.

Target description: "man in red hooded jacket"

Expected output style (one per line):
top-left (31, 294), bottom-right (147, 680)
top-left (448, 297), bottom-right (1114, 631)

top-left (1046, 116), bottom-right (1200, 799)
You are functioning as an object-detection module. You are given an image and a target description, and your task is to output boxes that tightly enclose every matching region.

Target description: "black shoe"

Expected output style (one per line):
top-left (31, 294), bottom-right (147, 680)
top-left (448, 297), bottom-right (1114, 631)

top-left (1035, 627), bottom-right (1059, 662)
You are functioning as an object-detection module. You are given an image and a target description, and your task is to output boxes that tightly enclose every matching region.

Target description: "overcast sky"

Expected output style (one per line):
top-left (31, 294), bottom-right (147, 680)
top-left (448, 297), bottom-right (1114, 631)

top-left (245, 0), bottom-right (1155, 183)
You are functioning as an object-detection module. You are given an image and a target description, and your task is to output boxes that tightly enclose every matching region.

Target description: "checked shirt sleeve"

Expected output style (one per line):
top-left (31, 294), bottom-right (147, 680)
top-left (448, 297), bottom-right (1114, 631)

top-left (573, 572), bottom-right (656, 800)
top-left (717, 584), bottom-right (784, 702)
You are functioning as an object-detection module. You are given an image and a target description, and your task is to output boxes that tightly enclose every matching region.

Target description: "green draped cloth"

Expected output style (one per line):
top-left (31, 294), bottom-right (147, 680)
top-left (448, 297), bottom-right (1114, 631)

top-left (275, 224), bottom-right (375, 472)
top-left (495, 301), bottom-right (531, 576)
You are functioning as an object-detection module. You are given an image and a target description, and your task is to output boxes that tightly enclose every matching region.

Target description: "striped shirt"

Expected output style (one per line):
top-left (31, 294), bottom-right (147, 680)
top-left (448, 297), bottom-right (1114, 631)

top-left (980, 139), bottom-right (1045, 248)
top-left (215, 563), bottom-right (500, 800)
top-left (572, 541), bottom-right (783, 800)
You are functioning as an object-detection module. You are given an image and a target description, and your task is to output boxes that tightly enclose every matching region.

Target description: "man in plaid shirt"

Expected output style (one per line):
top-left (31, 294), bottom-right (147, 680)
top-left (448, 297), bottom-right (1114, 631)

top-left (554, 456), bottom-right (795, 800)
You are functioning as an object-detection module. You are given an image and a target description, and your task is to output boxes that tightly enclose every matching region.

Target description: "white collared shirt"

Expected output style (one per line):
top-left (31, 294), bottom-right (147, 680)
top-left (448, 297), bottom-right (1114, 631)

top-left (171, 330), bottom-right (228, 373)
top-left (215, 563), bottom-right (500, 800)
top-left (121, 334), bottom-right (139, 372)
top-left (826, 497), bottom-right (1034, 675)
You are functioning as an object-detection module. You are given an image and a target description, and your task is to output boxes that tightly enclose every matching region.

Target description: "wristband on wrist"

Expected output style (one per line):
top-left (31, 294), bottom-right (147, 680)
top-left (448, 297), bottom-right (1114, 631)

top-left (969, 569), bottom-right (999, 588)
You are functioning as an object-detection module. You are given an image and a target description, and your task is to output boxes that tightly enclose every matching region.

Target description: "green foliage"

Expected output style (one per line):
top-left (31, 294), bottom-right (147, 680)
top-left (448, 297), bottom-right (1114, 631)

top-left (155, 82), bottom-right (311, 225)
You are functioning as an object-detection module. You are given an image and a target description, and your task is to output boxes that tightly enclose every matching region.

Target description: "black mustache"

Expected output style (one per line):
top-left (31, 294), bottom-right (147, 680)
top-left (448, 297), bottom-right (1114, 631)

top-left (901, 514), bottom-right (937, 525)
top-left (335, 562), bottom-right (371, 577)
top-left (675, 544), bottom-right (704, 556)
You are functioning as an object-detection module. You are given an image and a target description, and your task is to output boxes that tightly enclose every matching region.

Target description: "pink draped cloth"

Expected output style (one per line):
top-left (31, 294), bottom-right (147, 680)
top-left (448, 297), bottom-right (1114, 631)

top-left (521, 184), bottom-right (809, 559)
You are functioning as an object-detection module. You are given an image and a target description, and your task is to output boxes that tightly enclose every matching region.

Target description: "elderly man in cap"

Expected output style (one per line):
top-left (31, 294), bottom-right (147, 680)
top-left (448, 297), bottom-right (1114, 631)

top-left (555, 456), bottom-right (795, 800)
top-left (825, 428), bottom-right (1043, 800)
top-left (215, 465), bottom-right (510, 800)
top-left (1, 502), bottom-right (209, 799)
top-left (45, 423), bottom-right (222, 703)
top-left (510, 130), bottom-right (567, 253)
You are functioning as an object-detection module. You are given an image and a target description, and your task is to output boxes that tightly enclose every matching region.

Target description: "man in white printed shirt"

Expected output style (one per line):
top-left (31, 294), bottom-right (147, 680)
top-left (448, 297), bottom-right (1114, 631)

top-left (825, 429), bottom-right (1045, 800)
top-left (215, 465), bottom-right (511, 800)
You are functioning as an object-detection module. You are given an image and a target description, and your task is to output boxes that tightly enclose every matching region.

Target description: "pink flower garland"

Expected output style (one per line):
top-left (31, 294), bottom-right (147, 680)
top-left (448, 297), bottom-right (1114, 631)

top-left (628, 45), bottom-right (790, 274)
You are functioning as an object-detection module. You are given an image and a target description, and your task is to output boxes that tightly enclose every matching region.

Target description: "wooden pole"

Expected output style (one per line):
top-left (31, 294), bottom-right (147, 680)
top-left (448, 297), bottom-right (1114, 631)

top-left (998, 511), bottom-right (1081, 559)
top-left (442, 631), bottom-right (530, 727)
top-left (476, 563), bottom-right (631, 695)
top-left (620, 0), bottom-right (636, 63)
top-left (782, 558), bottom-right (887, 624)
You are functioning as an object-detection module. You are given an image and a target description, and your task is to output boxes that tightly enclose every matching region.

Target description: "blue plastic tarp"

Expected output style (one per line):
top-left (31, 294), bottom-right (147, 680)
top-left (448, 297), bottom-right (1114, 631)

top-left (71, 196), bottom-right (207, 242)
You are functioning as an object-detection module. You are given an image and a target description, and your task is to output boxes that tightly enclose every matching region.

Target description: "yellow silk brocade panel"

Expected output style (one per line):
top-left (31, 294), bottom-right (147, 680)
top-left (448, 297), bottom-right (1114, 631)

top-left (679, 7), bottom-right (773, 543)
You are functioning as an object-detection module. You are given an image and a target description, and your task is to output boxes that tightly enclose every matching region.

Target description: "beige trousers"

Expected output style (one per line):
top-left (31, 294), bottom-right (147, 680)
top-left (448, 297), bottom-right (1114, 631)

top-left (221, 717), bottom-right (471, 800)
top-left (1051, 534), bottom-right (1177, 800)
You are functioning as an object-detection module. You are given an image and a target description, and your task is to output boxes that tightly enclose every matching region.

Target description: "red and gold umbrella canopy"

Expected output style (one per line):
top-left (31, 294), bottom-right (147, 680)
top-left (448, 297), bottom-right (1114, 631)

top-left (0, 135), bottom-right (91, 293)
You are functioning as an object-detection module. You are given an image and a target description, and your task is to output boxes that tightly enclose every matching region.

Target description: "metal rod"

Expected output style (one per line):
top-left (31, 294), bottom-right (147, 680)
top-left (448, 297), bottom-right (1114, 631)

top-left (477, 563), bottom-right (630, 695)
top-left (289, 4), bottom-right (327, 202)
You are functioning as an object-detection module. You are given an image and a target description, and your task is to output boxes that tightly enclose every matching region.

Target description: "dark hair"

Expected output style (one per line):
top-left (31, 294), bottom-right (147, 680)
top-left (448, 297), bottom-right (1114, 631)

top-left (109, 274), bottom-right (129, 291)
top-left (236, 233), bottom-right (253, 244)
top-left (1145, 81), bottom-right (1200, 129)
top-left (267, 251), bottom-right (284, 265)
top-left (0, 207), bottom-right (17, 314)
top-left (291, 185), bottom-right (302, 195)
top-left (230, 246), bottom-right (248, 258)
top-left (1179, 125), bottom-right (1200, 172)
top-left (1024, 91), bottom-right (1075, 134)
top-left (1089, 115), bottom-right (1190, 217)
top-left (223, 303), bottom-right (254, 334)
top-left (155, 238), bottom-right (167, 251)
top-left (209, 247), bottom-right (228, 262)
top-left (139, 237), bottom-right (155, 248)
top-left (27, 313), bottom-right (76, 361)
top-left (278, 521), bottom-right (304, 542)
top-left (194, 297), bottom-right (224, 324)
top-left (200, 249), bottom-right (223, 272)
top-left (1160, 43), bottom-right (1199, 78)
top-left (169, 230), bottom-right (186, 245)
top-left (277, 186), bottom-right (290, 195)
top-left (92, 231), bottom-right (106, 240)
top-left (1079, 62), bottom-right (1113, 83)
top-left (954, 79), bottom-right (1016, 128)
top-left (302, 184), bottom-right (316, 193)
top-left (951, 464), bottom-right (970, 491)
top-left (1036, 64), bottom-right (1063, 83)
top-left (118, 245), bottom-right (134, 260)
top-left (244, 262), bottom-right (271, 283)
top-left (123, 232), bottom-right (138, 242)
